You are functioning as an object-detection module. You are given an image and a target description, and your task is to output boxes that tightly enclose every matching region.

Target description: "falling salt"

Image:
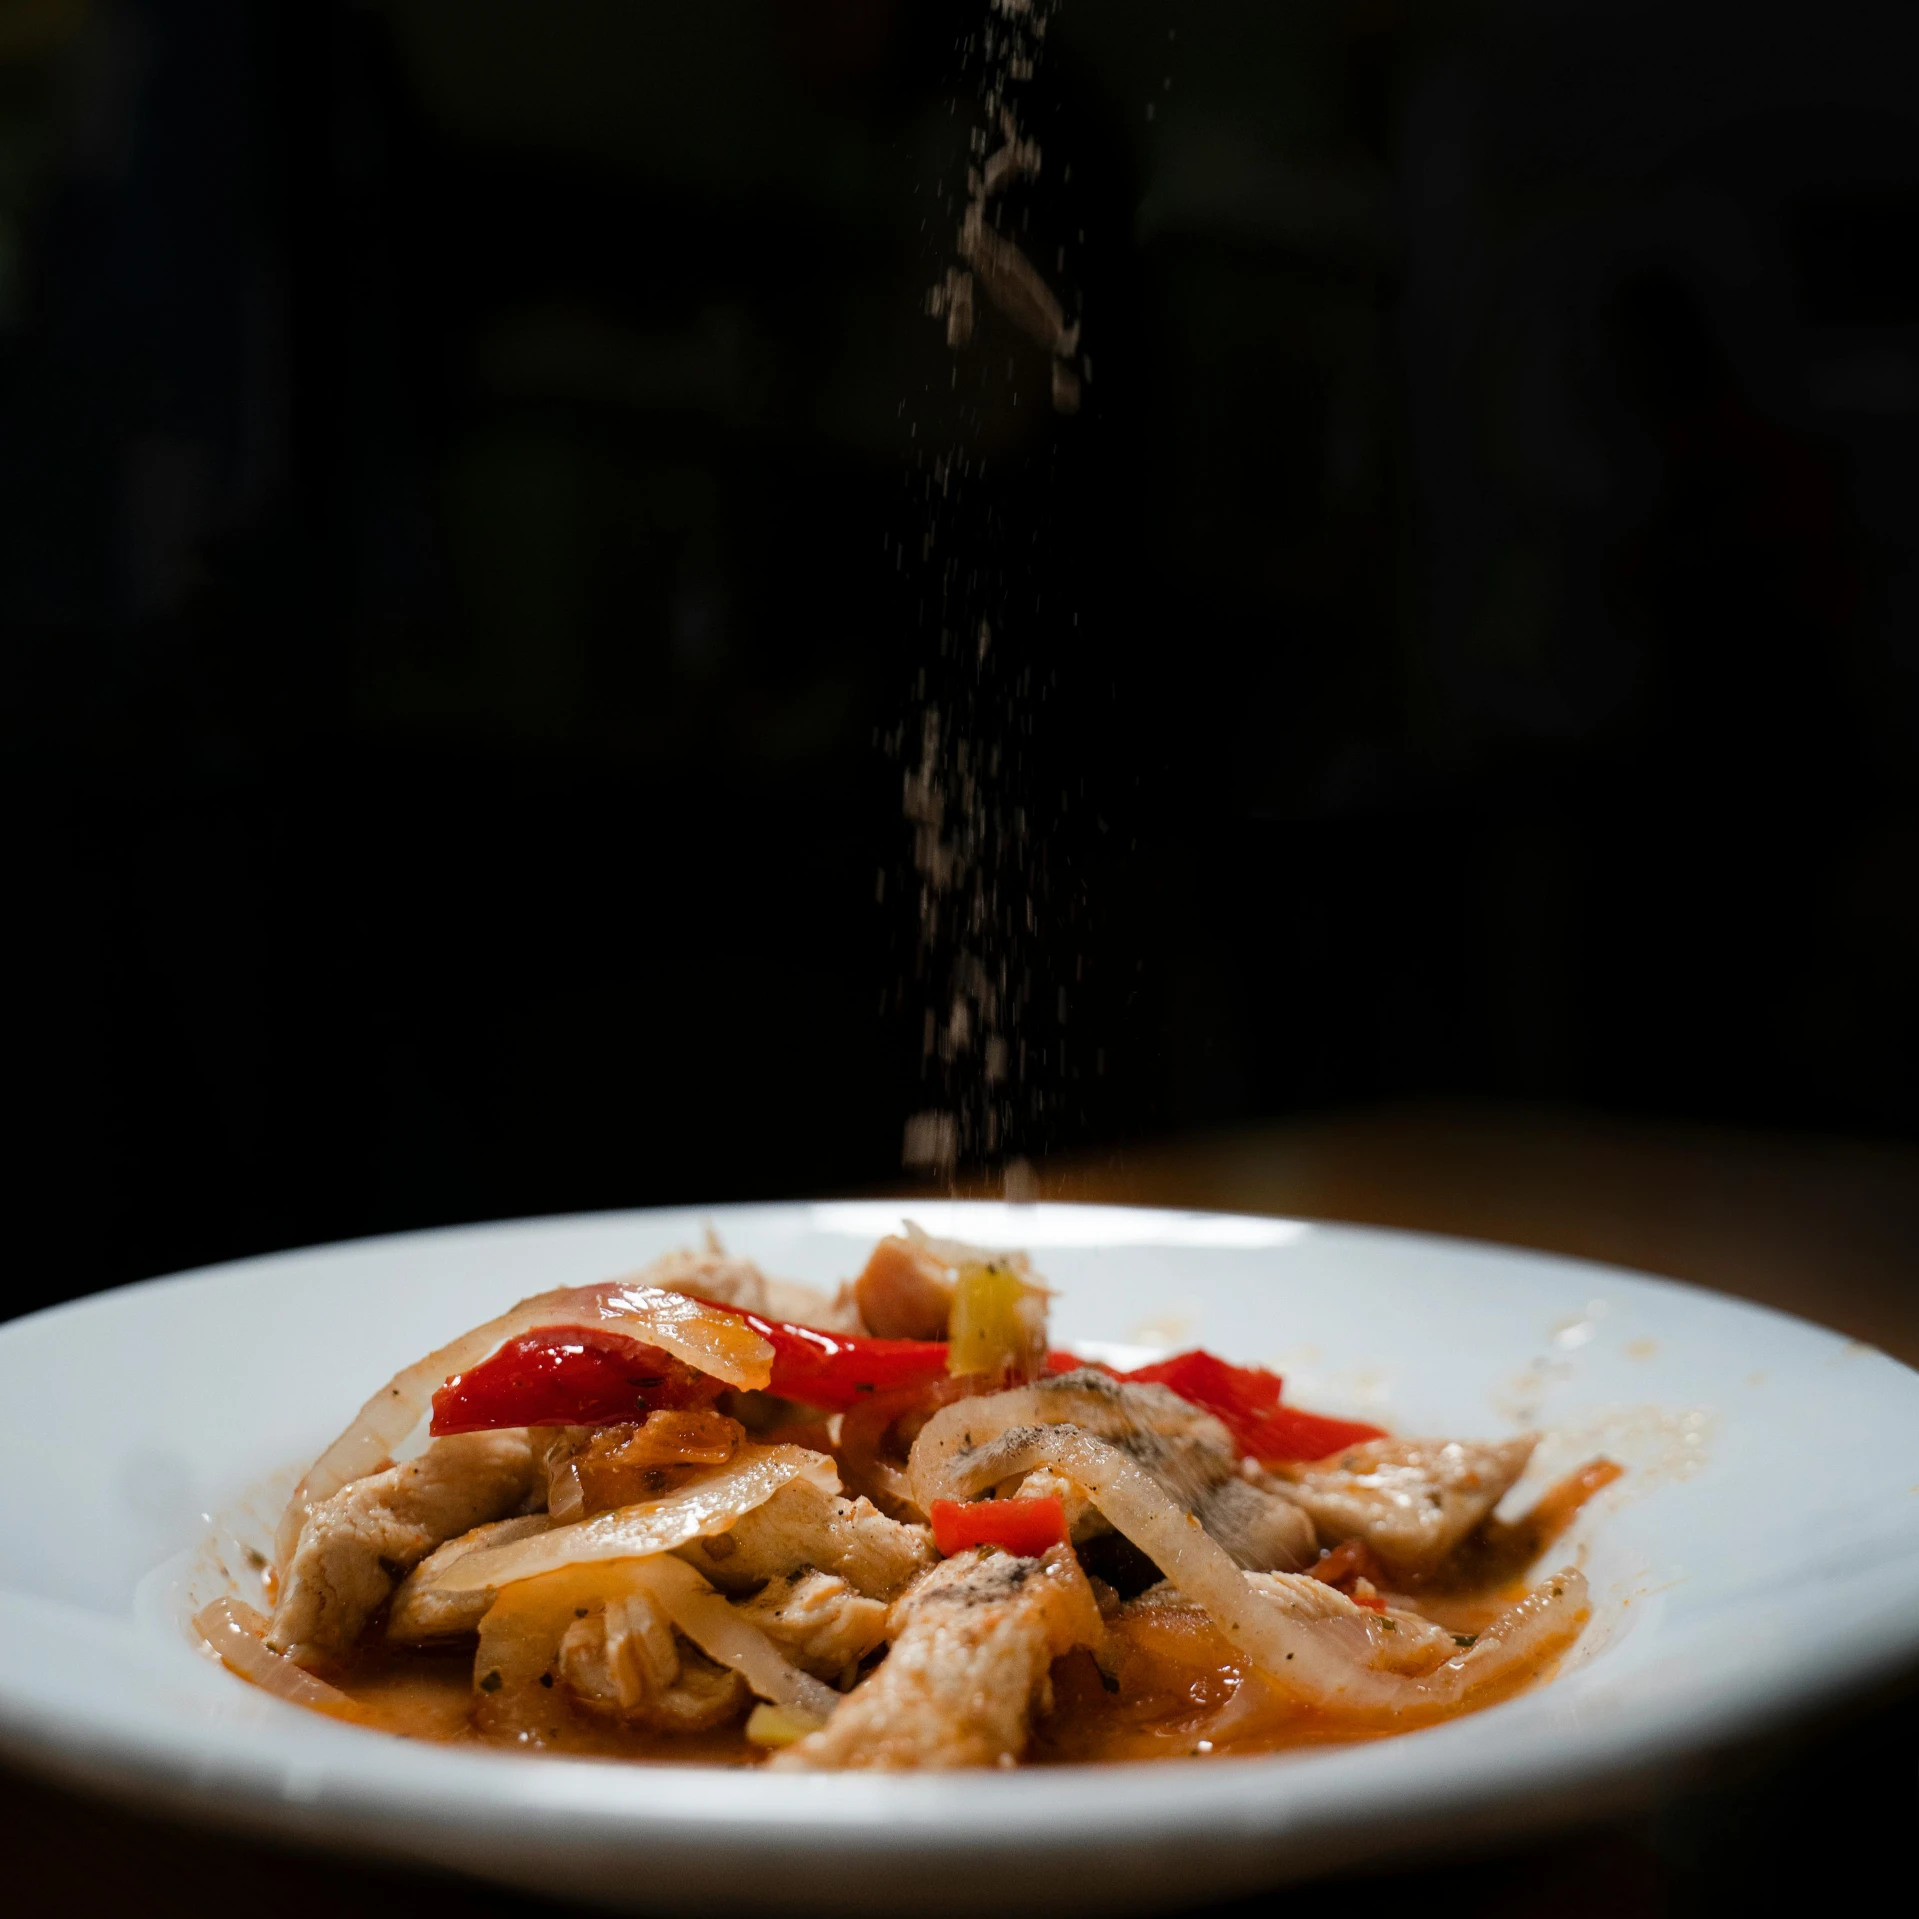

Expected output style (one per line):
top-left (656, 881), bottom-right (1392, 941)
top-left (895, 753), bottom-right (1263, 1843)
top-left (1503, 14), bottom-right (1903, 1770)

top-left (895, 1), bottom-right (1082, 1185)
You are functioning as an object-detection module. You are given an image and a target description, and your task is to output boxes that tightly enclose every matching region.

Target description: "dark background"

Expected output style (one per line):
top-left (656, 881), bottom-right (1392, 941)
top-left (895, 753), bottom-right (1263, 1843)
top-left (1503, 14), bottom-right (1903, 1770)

top-left (6, 0), bottom-right (1918, 1318)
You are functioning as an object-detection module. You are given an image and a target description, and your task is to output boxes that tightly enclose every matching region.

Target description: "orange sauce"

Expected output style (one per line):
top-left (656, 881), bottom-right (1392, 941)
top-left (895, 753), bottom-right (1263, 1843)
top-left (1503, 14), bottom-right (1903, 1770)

top-left (331, 1641), bottom-right (766, 1763)
top-left (1031, 1456), bottom-right (1618, 1765)
top-left (1029, 1611), bottom-right (1373, 1766)
top-left (1031, 1594), bottom-right (1580, 1765)
top-left (316, 1457), bottom-right (1618, 1767)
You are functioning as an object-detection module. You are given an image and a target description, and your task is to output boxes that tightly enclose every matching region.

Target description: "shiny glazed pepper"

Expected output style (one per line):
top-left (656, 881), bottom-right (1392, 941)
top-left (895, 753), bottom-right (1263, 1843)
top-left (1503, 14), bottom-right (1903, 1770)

top-left (429, 1311), bottom-right (1386, 1460)
top-left (704, 1303), bottom-right (953, 1411)
top-left (432, 1313), bottom-right (958, 1430)
top-left (429, 1325), bottom-right (719, 1434)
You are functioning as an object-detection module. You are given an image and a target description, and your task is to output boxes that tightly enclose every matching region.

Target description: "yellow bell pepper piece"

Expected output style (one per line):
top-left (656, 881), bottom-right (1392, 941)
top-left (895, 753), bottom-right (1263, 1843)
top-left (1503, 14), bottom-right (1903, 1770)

top-left (947, 1261), bottom-right (1047, 1383)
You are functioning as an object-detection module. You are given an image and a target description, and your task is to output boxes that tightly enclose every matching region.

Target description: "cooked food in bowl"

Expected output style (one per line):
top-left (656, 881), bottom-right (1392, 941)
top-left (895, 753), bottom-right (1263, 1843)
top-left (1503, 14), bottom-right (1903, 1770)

top-left (196, 1229), bottom-right (1617, 1768)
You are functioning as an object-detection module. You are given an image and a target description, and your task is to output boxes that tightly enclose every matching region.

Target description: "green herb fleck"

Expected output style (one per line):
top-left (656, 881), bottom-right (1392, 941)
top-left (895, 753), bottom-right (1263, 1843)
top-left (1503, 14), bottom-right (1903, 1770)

top-left (1452, 1633), bottom-right (1478, 1649)
top-left (480, 1669), bottom-right (503, 1692)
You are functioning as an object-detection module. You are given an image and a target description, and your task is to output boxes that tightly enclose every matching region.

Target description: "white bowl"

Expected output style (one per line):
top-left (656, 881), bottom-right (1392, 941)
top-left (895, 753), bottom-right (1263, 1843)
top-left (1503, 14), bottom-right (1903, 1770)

top-left (2, 1201), bottom-right (1916, 1913)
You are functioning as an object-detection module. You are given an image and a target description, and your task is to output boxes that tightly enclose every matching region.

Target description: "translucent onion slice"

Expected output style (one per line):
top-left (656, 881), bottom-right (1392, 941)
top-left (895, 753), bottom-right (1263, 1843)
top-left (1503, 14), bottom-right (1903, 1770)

top-left (472, 1557), bottom-right (835, 1742)
top-left (273, 1282), bottom-right (775, 1568)
top-left (474, 1563), bottom-right (612, 1741)
top-left (628, 1556), bottom-right (839, 1724)
top-left (194, 1597), bottom-right (367, 1723)
top-left (420, 1444), bottom-right (841, 1596)
top-left (908, 1413), bottom-right (1586, 1719)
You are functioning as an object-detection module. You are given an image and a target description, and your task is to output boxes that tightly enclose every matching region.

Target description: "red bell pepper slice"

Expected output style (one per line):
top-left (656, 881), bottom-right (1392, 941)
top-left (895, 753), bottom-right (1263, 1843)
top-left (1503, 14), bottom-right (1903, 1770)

top-left (1119, 1349), bottom-right (1384, 1463)
top-left (429, 1325), bottom-right (720, 1435)
top-left (1246, 1403), bottom-right (1388, 1463)
top-left (1124, 1349), bottom-right (1280, 1414)
top-left (930, 1496), bottom-right (1068, 1559)
top-left (427, 1307), bottom-right (1385, 1463)
top-left (698, 1302), bottom-right (952, 1411)
top-left (431, 1313), bottom-right (955, 1432)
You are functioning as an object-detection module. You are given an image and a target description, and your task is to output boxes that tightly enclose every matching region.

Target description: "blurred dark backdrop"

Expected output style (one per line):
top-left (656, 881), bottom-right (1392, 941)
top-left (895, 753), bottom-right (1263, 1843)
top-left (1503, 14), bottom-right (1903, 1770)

top-left (5, 0), bottom-right (1917, 1315)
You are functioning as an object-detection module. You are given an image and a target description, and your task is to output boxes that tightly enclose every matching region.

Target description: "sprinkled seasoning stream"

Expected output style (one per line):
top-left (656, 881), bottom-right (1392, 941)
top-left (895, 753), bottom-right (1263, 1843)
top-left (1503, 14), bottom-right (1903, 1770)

top-left (890, 0), bottom-right (1084, 1188)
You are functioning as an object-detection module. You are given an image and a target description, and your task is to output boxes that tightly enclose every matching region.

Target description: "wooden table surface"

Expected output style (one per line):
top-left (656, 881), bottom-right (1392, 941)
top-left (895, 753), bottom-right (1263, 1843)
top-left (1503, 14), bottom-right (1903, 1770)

top-left (6, 1104), bottom-right (1916, 1917)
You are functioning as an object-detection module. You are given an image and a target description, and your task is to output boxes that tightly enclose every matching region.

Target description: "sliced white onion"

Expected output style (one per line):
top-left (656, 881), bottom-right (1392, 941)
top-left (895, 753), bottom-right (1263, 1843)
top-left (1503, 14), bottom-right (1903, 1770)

top-left (273, 1282), bottom-right (775, 1569)
top-left (194, 1597), bottom-right (366, 1722)
top-left (628, 1556), bottom-right (838, 1724)
top-left (908, 1418), bottom-right (1586, 1719)
top-left (419, 1444), bottom-right (841, 1596)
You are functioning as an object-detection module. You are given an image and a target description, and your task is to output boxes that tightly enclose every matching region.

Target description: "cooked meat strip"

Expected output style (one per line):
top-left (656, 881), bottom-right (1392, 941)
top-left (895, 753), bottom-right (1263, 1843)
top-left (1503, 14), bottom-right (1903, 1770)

top-left (1007, 1370), bottom-right (1238, 1500)
top-left (558, 1591), bottom-right (747, 1731)
top-left (1274, 1436), bottom-right (1538, 1575)
top-left (676, 1480), bottom-right (935, 1601)
top-left (1193, 1473), bottom-right (1318, 1573)
top-left (851, 1227), bottom-right (1036, 1340)
top-left (1128, 1574), bottom-right (1459, 1680)
top-left (730, 1569), bottom-right (889, 1682)
top-left (1241, 1573), bottom-right (1460, 1677)
top-left (387, 1514), bottom-right (556, 1642)
top-left (773, 1545), bottom-right (1102, 1771)
top-left (268, 1430), bottom-right (537, 1665)
top-left (853, 1234), bottom-right (958, 1339)
top-left (953, 1371), bottom-right (1315, 1572)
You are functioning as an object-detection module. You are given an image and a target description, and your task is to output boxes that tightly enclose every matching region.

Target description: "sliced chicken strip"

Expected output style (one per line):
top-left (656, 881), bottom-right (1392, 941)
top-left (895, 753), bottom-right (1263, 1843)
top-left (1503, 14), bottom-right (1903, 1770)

top-left (731, 1569), bottom-right (889, 1682)
top-left (852, 1226), bottom-right (1037, 1339)
top-left (774, 1545), bottom-right (1102, 1771)
top-left (999, 1370), bottom-right (1242, 1502)
top-left (676, 1480), bottom-right (935, 1601)
top-left (269, 1430), bottom-right (536, 1665)
top-left (558, 1591), bottom-right (747, 1731)
top-left (1015, 1464), bottom-right (1311, 1572)
top-left (1126, 1574), bottom-right (1460, 1680)
top-left (852, 1234), bottom-right (958, 1340)
top-left (1194, 1474), bottom-right (1318, 1574)
top-left (1241, 1573), bottom-right (1462, 1677)
top-left (914, 1414), bottom-right (1586, 1718)
top-left (387, 1514), bottom-right (556, 1642)
top-left (1274, 1436), bottom-right (1538, 1575)
top-left (940, 1373), bottom-right (1315, 1572)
